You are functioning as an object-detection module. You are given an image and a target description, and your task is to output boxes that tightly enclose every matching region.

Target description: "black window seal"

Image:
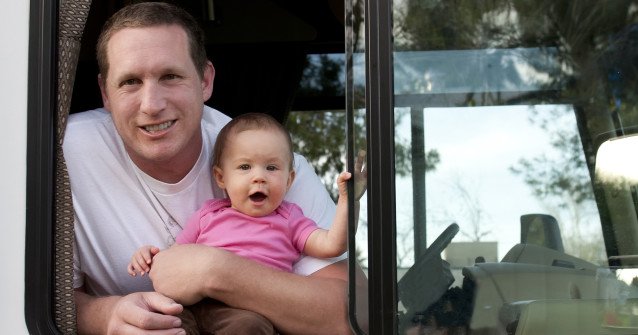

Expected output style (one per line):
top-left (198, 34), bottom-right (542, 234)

top-left (363, 0), bottom-right (398, 334)
top-left (25, 0), bottom-right (61, 334)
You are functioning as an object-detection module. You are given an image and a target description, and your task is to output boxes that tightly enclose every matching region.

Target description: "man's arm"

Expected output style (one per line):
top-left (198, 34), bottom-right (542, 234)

top-left (149, 244), bottom-right (369, 335)
top-left (75, 287), bottom-right (184, 334)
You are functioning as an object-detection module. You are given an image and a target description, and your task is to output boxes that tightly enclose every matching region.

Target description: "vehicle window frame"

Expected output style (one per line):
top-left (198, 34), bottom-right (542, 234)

top-left (348, 0), bottom-right (398, 334)
top-left (25, 0), bottom-right (60, 334)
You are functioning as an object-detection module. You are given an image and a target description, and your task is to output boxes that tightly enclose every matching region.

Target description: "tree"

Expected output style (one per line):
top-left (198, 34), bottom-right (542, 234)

top-left (453, 180), bottom-right (492, 242)
top-left (393, 0), bottom-right (638, 264)
top-left (510, 105), bottom-right (604, 263)
top-left (287, 54), bottom-right (440, 200)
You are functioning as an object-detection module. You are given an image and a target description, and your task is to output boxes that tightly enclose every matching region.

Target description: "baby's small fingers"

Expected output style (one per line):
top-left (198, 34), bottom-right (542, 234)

top-left (134, 265), bottom-right (147, 277)
top-left (338, 171), bottom-right (353, 182)
top-left (127, 264), bottom-right (137, 277)
top-left (133, 255), bottom-right (151, 275)
top-left (150, 246), bottom-right (161, 256)
top-left (140, 250), bottom-right (155, 265)
top-left (133, 253), bottom-right (148, 267)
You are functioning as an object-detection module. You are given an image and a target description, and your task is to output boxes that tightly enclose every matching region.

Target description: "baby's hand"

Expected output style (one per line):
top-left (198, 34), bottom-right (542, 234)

top-left (337, 150), bottom-right (367, 201)
top-left (127, 245), bottom-right (160, 277)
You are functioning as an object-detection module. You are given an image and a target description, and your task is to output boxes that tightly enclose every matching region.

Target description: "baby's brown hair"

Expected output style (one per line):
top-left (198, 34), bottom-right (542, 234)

top-left (213, 113), bottom-right (294, 170)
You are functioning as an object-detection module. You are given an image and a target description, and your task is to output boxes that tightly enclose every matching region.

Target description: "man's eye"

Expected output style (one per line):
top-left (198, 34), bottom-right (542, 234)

top-left (164, 74), bottom-right (178, 80)
top-left (121, 79), bottom-right (139, 86)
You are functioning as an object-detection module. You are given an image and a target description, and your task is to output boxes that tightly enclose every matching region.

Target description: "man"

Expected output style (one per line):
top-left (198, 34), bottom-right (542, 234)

top-left (64, 2), bottom-right (366, 334)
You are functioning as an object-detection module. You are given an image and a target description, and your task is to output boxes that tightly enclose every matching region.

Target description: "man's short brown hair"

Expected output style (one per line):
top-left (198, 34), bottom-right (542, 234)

top-left (96, 2), bottom-right (208, 83)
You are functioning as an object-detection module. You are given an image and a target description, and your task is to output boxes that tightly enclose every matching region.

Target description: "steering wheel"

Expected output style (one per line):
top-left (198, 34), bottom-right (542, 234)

top-left (398, 223), bottom-right (460, 318)
top-left (424, 222), bottom-right (459, 258)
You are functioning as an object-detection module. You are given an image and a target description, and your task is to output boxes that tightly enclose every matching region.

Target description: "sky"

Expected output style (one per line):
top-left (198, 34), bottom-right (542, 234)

top-left (356, 103), bottom-right (604, 268)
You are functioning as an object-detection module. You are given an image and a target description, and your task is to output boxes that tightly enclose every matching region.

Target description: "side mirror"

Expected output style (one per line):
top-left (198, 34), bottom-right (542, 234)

top-left (594, 133), bottom-right (638, 259)
top-left (520, 214), bottom-right (564, 252)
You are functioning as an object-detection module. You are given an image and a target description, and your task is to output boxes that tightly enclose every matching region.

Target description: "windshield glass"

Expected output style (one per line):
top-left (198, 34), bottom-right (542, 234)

top-left (291, 2), bottom-right (638, 333)
top-left (387, 1), bottom-right (638, 334)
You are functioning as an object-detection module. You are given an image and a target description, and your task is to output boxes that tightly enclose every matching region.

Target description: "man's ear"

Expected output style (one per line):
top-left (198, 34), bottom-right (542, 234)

top-left (202, 61), bottom-right (215, 102)
top-left (213, 166), bottom-right (226, 189)
top-left (98, 74), bottom-right (111, 112)
top-left (286, 169), bottom-right (296, 191)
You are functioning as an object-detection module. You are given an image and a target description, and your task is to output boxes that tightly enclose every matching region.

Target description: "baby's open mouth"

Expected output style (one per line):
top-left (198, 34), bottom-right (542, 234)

top-left (250, 192), bottom-right (267, 202)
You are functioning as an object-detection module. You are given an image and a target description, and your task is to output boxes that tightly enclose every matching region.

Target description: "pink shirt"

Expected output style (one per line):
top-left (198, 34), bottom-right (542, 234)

top-left (177, 198), bottom-right (320, 272)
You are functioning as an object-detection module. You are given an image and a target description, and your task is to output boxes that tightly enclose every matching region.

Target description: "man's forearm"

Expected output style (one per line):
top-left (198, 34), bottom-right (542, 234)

top-left (75, 289), bottom-right (118, 335)
top-left (209, 258), bottom-right (353, 335)
top-left (150, 244), bottom-right (363, 334)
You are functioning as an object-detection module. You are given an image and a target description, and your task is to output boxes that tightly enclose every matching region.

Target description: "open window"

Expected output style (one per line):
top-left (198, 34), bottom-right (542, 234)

top-left (26, 0), bottom-right (351, 333)
top-left (28, 1), bottom-right (638, 334)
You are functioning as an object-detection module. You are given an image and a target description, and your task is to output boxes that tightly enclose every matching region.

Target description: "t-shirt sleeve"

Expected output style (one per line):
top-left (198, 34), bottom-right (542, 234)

top-left (73, 226), bottom-right (84, 289)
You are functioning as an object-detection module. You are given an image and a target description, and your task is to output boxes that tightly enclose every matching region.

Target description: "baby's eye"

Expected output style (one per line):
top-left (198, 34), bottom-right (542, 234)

top-left (239, 164), bottom-right (250, 170)
top-left (266, 166), bottom-right (277, 171)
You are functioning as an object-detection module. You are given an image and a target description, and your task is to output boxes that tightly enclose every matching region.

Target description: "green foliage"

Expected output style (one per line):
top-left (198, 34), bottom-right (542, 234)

top-left (288, 55), bottom-right (440, 200)
top-left (286, 110), bottom-right (357, 199)
top-left (510, 106), bottom-right (594, 208)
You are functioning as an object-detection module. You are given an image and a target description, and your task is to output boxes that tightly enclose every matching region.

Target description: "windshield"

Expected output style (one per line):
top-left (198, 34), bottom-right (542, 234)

top-left (289, 1), bottom-right (638, 333)
top-left (349, 1), bottom-right (638, 334)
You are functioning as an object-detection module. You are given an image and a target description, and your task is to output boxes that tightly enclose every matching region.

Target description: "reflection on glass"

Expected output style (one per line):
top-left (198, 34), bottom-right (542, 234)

top-left (392, 1), bottom-right (638, 334)
top-left (597, 134), bottom-right (638, 187)
top-left (595, 134), bottom-right (638, 261)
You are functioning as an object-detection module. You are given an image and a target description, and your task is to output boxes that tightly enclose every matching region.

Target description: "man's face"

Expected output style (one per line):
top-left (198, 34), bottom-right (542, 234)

top-left (99, 24), bottom-right (214, 182)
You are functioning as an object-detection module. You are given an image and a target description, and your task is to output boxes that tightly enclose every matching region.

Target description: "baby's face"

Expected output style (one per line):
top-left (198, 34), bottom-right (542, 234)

top-left (214, 128), bottom-right (295, 217)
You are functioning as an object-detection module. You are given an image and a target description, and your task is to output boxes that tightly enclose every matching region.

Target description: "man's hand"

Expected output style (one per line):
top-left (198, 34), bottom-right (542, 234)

top-left (107, 292), bottom-right (184, 334)
top-left (75, 289), bottom-right (184, 335)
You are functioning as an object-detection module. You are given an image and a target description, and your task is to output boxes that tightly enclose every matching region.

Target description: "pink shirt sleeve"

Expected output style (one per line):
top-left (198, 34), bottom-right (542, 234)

top-left (282, 201), bottom-right (321, 253)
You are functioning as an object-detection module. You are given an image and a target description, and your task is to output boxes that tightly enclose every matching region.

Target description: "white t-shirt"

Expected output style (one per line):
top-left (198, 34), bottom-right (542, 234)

top-left (64, 106), bottom-right (342, 296)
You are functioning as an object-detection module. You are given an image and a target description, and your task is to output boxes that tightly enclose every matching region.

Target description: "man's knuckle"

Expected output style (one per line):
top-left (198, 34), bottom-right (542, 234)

top-left (137, 314), bottom-right (154, 329)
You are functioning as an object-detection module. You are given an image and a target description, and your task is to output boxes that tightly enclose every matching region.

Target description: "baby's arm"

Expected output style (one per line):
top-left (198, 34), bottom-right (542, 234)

top-left (127, 245), bottom-right (161, 277)
top-left (304, 150), bottom-right (367, 258)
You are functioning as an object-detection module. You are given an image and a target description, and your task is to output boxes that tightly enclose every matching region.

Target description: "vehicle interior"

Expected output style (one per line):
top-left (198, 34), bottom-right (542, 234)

top-left (69, 0), bottom-right (348, 121)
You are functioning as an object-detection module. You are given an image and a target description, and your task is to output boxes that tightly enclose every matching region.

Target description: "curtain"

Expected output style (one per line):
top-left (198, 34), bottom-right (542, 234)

top-left (55, 0), bottom-right (91, 333)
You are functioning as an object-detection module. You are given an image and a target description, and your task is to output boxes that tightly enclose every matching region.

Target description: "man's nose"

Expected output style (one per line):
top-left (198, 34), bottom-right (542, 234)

top-left (140, 82), bottom-right (167, 116)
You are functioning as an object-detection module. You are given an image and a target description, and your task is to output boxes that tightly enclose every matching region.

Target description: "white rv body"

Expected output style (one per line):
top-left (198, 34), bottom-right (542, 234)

top-left (0, 1), bottom-right (30, 334)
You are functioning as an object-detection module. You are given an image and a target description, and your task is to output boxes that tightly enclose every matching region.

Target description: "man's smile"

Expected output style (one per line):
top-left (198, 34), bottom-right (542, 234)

top-left (142, 120), bottom-right (175, 133)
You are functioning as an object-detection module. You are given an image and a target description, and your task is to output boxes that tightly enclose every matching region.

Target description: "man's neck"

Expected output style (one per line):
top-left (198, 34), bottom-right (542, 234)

top-left (128, 135), bottom-right (203, 184)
